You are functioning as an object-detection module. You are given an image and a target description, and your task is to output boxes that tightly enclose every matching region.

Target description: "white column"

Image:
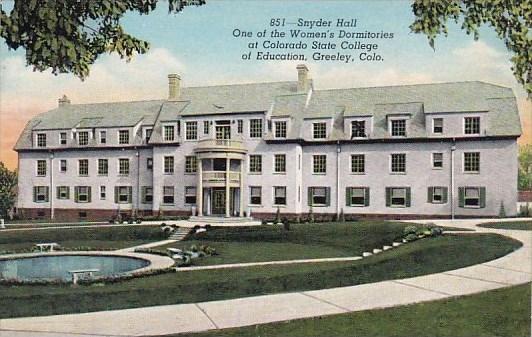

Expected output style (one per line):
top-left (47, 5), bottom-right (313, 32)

top-left (225, 157), bottom-right (230, 217)
top-left (239, 159), bottom-right (244, 217)
top-left (197, 158), bottom-right (203, 216)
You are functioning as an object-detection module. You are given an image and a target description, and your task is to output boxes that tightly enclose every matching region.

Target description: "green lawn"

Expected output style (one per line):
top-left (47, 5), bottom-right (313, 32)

top-left (169, 283), bottom-right (531, 337)
top-left (0, 232), bottom-right (521, 318)
top-left (478, 220), bottom-right (532, 230)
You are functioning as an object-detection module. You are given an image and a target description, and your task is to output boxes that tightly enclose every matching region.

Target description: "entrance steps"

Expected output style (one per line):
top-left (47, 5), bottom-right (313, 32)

top-left (168, 227), bottom-right (192, 241)
top-left (178, 216), bottom-right (262, 227)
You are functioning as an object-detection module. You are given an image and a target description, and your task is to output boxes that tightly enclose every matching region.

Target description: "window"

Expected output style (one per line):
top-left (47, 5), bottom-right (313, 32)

top-left (164, 125), bottom-right (175, 141)
top-left (274, 154), bottom-right (286, 173)
top-left (433, 118), bottom-right (443, 134)
top-left (163, 186), bottom-right (175, 204)
top-left (36, 160), bottom-right (47, 176)
top-left (203, 121), bottom-right (210, 135)
top-left (98, 159), bottom-right (108, 175)
top-left (60, 159), bottom-right (67, 172)
top-left (309, 187), bottom-right (329, 206)
top-left (250, 186), bottom-right (262, 205)
top-left (164, 156), bottom-right (174, 174)
top-left (78, 131), bottom-right (89, 146)
top-left (464, 117), bottom-right (480, 135)
top-left (115, 186), bottom-right (131, 203)
top-left (100, 186), bottom-right (106, 200)
top-left (249, 119), bottom-right (263, 138)
top-left (351, 154), bottom-right (365, 174)
top-left (274, 121), bottom-right (287, 138)
top-left (36, 133), bottom-right (46, 147)
top-left (118, 130), bottom-right (129, 144)
top-left (57, 186), bottom-right (69, 200)
top-left (428, 186), bottom-right (447, 204)
top-left (391, 153), bottom-right (406, 173)
top-left (386, 187), bottom-right (410, 207)
top-left (185, 156), bottom-right (197, 173)
top-left (391, 119), bottom-right (406, 136)
top-left (74, 186), bottom-right (91, 203)
top-left (147, 158), bottom-right (153, 170)
top-left (460, 186), bottom-right (485, 208)
top-left (273, 186), bottom-right (287, 205)
top-left (313, 155), bottom-right (327, 174)
top-left (142, 186), bottom-right (153, 204)
top-left (313, 122), bottom-right (327, 139)
top-left (33, 186), bottom-right (49, 202)
top-left (185, 121), bottom-right (198, 140)
top-left (351, 121), bottom-right (366, 138)
top-left (237, 120), bottom-right (243, 134)
top-left (185, 186), bottom-right (197, 204)
top-left (119, 158), bottom-right (129, 175)
top-left (249, 155), bottom-right (262, 174)
top-left (346, 187), bottom-right (369, 207)
top-left (464, 152), bottom-right (480, 173)
top-left (60, 132), bottom-right (67, 145)
top-left (78, 159), bottom-right (89, 176)
top-left (100, 130), bottom-right (107, 144)
top-left (432, 153), bottom-right (443, 169)
top-left (145, 128), bottom-right (152, 142)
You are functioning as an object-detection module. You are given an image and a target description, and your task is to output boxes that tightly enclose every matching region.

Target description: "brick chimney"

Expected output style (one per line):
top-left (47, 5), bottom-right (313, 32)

top-left (168, 74), bottom-right (181, 100)
top-left (296, 64), bottom-right (310, 92)
top-left (58, 94), bottom-right (71, 106)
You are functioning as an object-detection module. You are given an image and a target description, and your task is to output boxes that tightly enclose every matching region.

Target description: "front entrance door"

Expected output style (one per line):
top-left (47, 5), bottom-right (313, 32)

top-left (211, 188), bottom-right (226, 215)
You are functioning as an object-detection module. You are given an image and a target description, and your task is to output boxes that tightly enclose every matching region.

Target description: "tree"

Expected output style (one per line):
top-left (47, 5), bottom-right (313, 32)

top-left (518, 144), bottom-right (532, 190)
top-left (0, 162), bottom-right (17, 219)
top-left (410, 0), bottom-right (531, 95)
top-left (0, 0), bottom-right (205, 80)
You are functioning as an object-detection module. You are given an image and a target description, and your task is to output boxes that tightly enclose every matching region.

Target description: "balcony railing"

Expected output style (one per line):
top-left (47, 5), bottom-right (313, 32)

top-left (202, 171), bottom-right (241, 184)
top-left (194, 139), bottom-right (246, 153)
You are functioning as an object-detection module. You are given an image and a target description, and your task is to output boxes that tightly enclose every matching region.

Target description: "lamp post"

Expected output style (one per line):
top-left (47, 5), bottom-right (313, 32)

top-left (49, 152), bottom-right (54, 220)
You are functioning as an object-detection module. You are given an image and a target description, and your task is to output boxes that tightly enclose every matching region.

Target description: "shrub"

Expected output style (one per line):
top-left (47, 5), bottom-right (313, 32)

top-left (189, 244), bottom-right (198, 252)
top-left (275, 207), bottom-right (281, 224)
top-left (339, 208), bottom-right (345, 222)
top-left (498, 201), bottom-right (506, 218)
top-left (127, 219), bottom-right (134, 224)
top-left (430, 227), bottom-right (443, 236)
top-left (404, 233), bottom-right (418, 242)
top-left (136, 218), bottom-right (142, 224)
top-left (416, 227), bottom-right (431, 236)
top-left (403, 226), bottom-right (417, 236)
top-left (308, 206), bottom-right (314, 223)
top-left (283, 219), bottom-right (290, 231)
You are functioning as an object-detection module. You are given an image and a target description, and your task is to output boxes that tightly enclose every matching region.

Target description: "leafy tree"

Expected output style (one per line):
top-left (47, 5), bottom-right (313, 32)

top-left (0, 162), bottom-right (17, 219)
top-left (518, 144), bottom-right (532, 190)
top-left (410, 0), bottom-right (531, 95)
top-left (0, 0), bottom-right (205, 80)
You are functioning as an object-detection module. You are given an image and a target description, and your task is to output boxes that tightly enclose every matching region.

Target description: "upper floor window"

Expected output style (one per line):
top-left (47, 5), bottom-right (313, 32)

top-left (185, 156), bottom-right (197, 173)
top-left (203, 121), bottom-right (210, 135)
top-left (60, 132), bottom-right (67, 145)
top-left (464, 117), bottom-right (480, 135)
top-left (145, 128), bottom-right (152, 142)
top-left (185, 121), bottom-right (198, 140)
top-left (249, 119), bottom-right (263, 138)
top-left (249, 155), bottom-right (262, 174)
top-left (391, 153), bottom-right (406, 173)
top-left (274, 154), bottom-right (286, 174)
top-left (98, 159), bottom-right (108, 175)
top-left (78, 159), bottom-right (89, 176)
top-left (313, 122), bottom-right (327, 139)
top-left (60, 159), bottom-right (67, 172)
top-left (313, 155), bottom-right (327, 174)
top-left (119, 158), bottom-right (130, 175)
top-left (118, 130), bottom-right (129, 144)
top-left (78, 131), bottom-right (89, 146)
top-left (351, 154), bottom-right (365, 174)
top-left (433, 118), bottom-right (443, 134)
top-left (274, 121), bottom-right (287, 138)
top-left (391, 119), bottom-right (406, 137)
top-left (36, 160), bottom-right (47, 176)
top-left (351, 121), bottom-right (366, 138)
top-left (237, 120), bottom-right (244, 134)
top-left (100, 130), bottom-right (107, 144)
top-left (164, 125), bottom-right (175, 141)
top-left (250, 186), bottom-right (262, 205)
top-left (36, 133), bottom-right (46, 147)
top-left (464, 152), bottom-right (480, 173)
top-left (164, 156), bottom-right (174, 174)
top-left (432, 153), bottom-right (443, 169)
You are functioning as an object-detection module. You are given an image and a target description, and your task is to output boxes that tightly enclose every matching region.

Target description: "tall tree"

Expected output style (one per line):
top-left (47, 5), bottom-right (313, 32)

top-left (0, 0), bottom-right (205, 80)
top-left (0, 162), bottom-right (17, 219)
top-left (519, 145), bottom-right (532, 190)
top-left (410, 0), bottom-right (531, 95)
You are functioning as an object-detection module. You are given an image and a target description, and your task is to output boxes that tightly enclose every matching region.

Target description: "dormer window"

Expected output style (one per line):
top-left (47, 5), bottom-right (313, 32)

top-left (118, 130), bottom-right (129, 144)
top-left (351, 121), bottom-right (366, 138)
top-left (100, 131), bottom-right (107, 144)
top-left (145, 128), bottom-right (152, 142)
top-left (464, 117), bottom-right (480, 135)
top-left (391, 119), bottom-right (406, 137)
top-left (36, 133), bottom-right (47, 147)
top-left (274, 121), bottom-right (287, 138)
top-left (163, 125), bottom-right (175, 141)
top-left (59, 132), bottom-right (67, 145)
top-left (313, 122), bottom-right (327, 139)
top-left (433, 118), bottom-right (443, 134)
top-left (185, 121), bottom-right (198, 140)
top-left (78, 131), bottom-right (89, 146)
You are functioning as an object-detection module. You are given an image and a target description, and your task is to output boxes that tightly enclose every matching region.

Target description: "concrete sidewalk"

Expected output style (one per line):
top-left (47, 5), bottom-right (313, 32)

top-left (0, 218), bottom-right (530, 337)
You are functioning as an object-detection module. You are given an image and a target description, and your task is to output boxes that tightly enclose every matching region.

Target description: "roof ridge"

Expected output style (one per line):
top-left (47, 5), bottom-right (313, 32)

top-left (182, 80), bottom-right (296, 89)
top-left (66, 98), bottom-right (165, 106)
top-left (313, 80), bottom-right (509, 92)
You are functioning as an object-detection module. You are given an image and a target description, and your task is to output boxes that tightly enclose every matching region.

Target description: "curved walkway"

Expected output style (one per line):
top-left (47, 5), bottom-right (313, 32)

top-left (0, 218), bottom-right (530, 337)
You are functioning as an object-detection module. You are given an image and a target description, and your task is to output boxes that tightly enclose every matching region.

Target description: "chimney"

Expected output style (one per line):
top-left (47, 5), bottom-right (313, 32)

top-left (296, 64), bottom-right (310, 92)
top-left (168, 74), bottom-right (181, 100)
top-left (58, 94), bottom-right (71, 106)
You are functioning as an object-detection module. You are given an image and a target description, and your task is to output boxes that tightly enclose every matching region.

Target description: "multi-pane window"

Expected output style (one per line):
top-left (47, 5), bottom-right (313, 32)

top-left (249, 119), bottom-right (263, 138)
top-left (147, 157), bottom-right (153, 170)
top-left (391, 153), bottom-right (406, 173)
top-left (36, 160), bottom-right (47, 176)
top-left (351, 121), bottom-right (366, 138)
top-left (433, 118), bottom-right (443, 134)
top-left (432, 153), bottom-right (443, 169)
top-left (464, 152), bottom-right (480, 173)
top-left (274, 154), bottom-right (286, 173)
top-left (250, 186), bottom-right (262, 205)
top-left (100, 130), bottom-right (107, 144)
top-left (78, 159), bottom-right (89, 176)
top-left (203, 121), bottom-right (210, 135)
top-left (185, 186), bottom-right (197, 204)
top-left (118, 130), bottom-right (129, 144)
top-left (75, 186), bottom-right (91, 203)
top-left (460, 187), bottom-right (486, 208)
top-left (57, 186), bottom-right (69, 200)
top-left (346, 187), bottom-right (369, 206)
top-left (387, 187), bottom-right (409, 207)
top-left (163, 186), bottom-right (174, 204)
top-left (36, 133), bottom-right (46, 147)
top-left (145, 128), bottom-right (152, 142)
top-left (98, 159), bottom-right (108, 175)
top-left (428, 186), bottom-right (447, 204)
top-left (391, 119), bottom-right (406, 136)
top-left (273, 186), bottom-right (287, 205)
top-left (313, 155), bottom-right (327, 174)
top-left (185, 156), bottom-right (197, 173)
top-left (249, 155), bottom-right (262, 174)
top-left (185, 121), bottom-right (198, 140)
top-left (164, 125), bottom-right (175, 141)
top-left (351, 154), bottom-right (365, 174)
top-left (274, 121), bottom-right (287, 138)
top-left (313, 122), bottom-right (327, 139)
top-left (60, 132), bottom-right (67, 145)
top-left (309, 187), bottom-right (328, 206)
top-left (116, 186), bottom-right (131, 203)
top-left (78, 131), bottom-right (89, 146)
top-left (100, 186), bottom-right (106, 200)
top-left (60, 159), bottom-right (67, 172)
top-left (237, 120), bottom-right (243, 134)
top-left (464, 117), bottom-right (480, 134)
top-left (33, 186), bottom-right (49, 202)
top-left (142, 186), bottom-right (153, 204)
top-left (119, 158), bottom-right (130, 175)
top-left (164, 156), bottom-right (174, 174)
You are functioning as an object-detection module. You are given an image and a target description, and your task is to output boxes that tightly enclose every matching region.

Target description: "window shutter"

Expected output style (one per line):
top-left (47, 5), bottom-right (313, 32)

top-left (458, 187), bottom-right (465, 208)
top-left (364, 187), bottom-right (370, 206)
top-left (87, 186), bottom-right (92, 203)
top-left (141, 187), bottom-right (146, 204)
top-left (385, 187), bottom-right (391, 207)
top-left (74, 187), bottom-right (79, 203)
top-left (427, 187), bottom-right (433, 203)
top-left (442, 187), bottom-right (448, 204)
top-left (325, 187), bottom-right (331, 206)
top-left (114, 187), bottom-right (119, 203)
top-left (307, 187), bottom-right (313, 206)
top-left (345, 187), bottom-right (351, 206)
top-left (405, 187), bottom-right (411, 207)
top-left (32, 187), bottom-right (36, 202)
top-left (128, 187), bottom-right (133, 203)
top-left (479, 187), bottom-right (486, 208)
top-left (44, 187), bottom-right (49, 202)
top-left (56, 186), bottom-right (61, 199)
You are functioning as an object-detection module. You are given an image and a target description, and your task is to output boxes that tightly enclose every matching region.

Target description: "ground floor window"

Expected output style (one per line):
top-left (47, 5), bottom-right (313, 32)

top-left (56, 186), bottom-right (69, 200)
top-left (142, 186), bottom-right (153, 204)
top-left (185, 186), bottom-right (197, 205)
top-left (100, 186), bottom-right (106, 200)
top-left (346, 187), bottom-right (369, 206)
top-left (428, 186), bottom-right (447, 204)
top-left (273, 186), bottom-right (286, 205)
top-left (386, 187), bottom-right (411, 207)
top-left (33, 186), bottom-right (49, 202)
top-left (459, 186), bottom-right (486, 208)
top-left (249, 186), bottom-right (262, 205)
top-left (308, 187), bottom-right (330, 206)
top-left (163, 186), bottom-right (175, 204)
top-left (74, 186), bottom-right (91, 203)
top-left (114, 186), bottom-right (132, 204)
